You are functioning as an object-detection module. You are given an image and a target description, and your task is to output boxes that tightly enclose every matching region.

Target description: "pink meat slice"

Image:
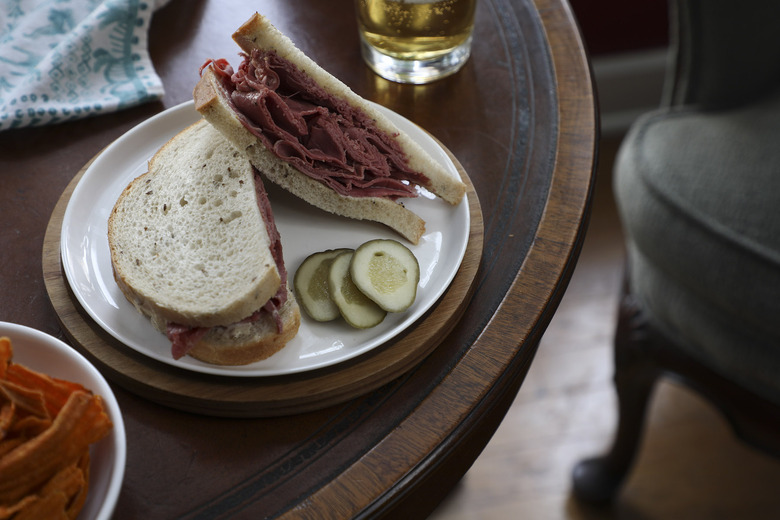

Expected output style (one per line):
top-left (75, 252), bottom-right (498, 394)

top-left (201, 50), bottom-right (430, 200)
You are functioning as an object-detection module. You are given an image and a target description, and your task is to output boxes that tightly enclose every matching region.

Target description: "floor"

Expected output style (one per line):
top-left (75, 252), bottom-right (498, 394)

top-left (428, 136), bottom-right (780, 520)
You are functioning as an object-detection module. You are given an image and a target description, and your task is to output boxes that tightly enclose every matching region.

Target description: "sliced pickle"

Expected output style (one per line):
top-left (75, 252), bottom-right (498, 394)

top-left (293, 248), bottom-right (352, 321)
top-left (328, 251), bottom-right (387, 329)
top-left (349, 239), bottom-right (419, 313)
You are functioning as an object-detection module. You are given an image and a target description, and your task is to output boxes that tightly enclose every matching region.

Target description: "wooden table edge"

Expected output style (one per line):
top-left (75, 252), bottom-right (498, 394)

top-left (280, 0), bottom-right (600, 517)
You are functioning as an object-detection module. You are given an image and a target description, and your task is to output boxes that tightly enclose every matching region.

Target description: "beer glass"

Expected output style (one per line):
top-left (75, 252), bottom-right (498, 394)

top-left (355, 0), bottom-right (476, 84)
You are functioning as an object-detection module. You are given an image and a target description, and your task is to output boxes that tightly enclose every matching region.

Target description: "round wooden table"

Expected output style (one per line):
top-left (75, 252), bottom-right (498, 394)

top-left (0, 0), bottom-right (597, 517)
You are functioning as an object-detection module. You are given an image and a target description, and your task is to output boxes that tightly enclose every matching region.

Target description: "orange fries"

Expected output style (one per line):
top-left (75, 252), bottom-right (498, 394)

top-left (0, 336), bottom-right (113, 519)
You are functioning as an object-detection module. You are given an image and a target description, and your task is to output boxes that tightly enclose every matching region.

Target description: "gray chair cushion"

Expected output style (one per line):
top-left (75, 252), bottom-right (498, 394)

top-left (615, 91), bottom-right (780, 403)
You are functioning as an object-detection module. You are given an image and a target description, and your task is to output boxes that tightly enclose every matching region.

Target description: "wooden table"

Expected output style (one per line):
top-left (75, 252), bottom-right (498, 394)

top-left (0, 0), bottom-right (597, 517)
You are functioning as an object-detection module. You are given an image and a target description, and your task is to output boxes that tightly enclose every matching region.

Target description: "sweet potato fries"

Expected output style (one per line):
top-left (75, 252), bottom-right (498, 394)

top-left (0, 336), bottom-right (113, 519)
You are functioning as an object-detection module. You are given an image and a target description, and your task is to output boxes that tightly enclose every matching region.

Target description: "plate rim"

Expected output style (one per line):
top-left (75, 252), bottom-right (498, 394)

top-left (59, 100), bottom-right (470, 378)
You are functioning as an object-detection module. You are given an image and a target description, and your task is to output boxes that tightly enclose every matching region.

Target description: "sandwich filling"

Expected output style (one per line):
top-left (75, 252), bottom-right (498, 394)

top-left (167, 169), bottom-right (288, 359)
top-left (201, 50), bottom-right (430, 200)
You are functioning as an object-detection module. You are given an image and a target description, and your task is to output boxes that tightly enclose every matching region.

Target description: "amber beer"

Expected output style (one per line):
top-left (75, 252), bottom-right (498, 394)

top-left (355, 0), bottom-right (476, 84)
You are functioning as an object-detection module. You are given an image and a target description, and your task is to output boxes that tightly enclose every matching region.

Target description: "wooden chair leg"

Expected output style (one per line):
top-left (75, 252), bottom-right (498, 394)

top-left (571, 286), bottom-right (661, 504)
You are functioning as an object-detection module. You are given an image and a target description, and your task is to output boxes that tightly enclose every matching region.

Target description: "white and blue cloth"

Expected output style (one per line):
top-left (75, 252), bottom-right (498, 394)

top-left (0, 0), bottom-right (170, 131)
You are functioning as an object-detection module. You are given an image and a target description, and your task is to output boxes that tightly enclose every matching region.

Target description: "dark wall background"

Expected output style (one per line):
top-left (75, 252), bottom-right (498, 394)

top-left (569, 0), bottom-right (669, 56)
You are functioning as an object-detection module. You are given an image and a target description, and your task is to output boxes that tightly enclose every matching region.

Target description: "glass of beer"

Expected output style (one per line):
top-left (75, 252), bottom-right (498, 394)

top-left (355, 0), bottom-right (476, 84)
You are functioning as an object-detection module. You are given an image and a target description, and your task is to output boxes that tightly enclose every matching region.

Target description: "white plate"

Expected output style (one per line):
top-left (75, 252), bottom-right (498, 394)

top-left (60, 101), bottom-right (469, 377)
top-left (0, 322), bottom-right (126, 520)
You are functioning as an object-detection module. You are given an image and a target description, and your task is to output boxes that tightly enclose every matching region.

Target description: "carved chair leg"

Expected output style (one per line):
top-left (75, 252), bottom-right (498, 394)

top-left (572, 286), bottom-right (661, 504)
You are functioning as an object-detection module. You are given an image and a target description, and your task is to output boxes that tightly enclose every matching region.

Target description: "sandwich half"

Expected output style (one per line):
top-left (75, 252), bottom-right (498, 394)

top-left (108, 119), bottom-right (300, 365)
top-left (193, 13), bottom-right (466, 245)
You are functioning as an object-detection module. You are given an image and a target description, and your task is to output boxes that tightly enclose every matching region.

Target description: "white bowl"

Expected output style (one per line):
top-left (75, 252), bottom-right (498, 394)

top-left (0, 322), bottom-right (126, 520)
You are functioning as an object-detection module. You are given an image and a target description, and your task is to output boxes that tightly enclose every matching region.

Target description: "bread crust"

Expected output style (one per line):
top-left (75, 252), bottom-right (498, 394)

top-left (194, 13), bottom-right (467, 244)
top-left (187, 289), bottom-right (301, 365)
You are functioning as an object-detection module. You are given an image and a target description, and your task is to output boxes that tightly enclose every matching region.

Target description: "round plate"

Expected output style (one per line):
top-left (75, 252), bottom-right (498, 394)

top-left (0, 321), bottom-right (126, 520)
top-left (60, 101), bottom-right (469, 377)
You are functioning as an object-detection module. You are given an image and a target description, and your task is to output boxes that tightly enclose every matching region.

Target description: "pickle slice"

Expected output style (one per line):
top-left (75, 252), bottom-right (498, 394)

top-left (293, 248), bottom-right (352, 321)
top-left (349, 239), bottom-right (420, 313)
top-left (328, 251), bottom-right (387, 329)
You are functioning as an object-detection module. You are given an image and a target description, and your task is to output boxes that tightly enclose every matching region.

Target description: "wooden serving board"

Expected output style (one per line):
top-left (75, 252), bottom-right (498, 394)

top-left (43, 143), bottom-right (483, 418)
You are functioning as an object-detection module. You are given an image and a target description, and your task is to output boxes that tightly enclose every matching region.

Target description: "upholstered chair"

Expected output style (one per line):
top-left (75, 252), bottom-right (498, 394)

top-left (572, 0), bottom-right (780, 504)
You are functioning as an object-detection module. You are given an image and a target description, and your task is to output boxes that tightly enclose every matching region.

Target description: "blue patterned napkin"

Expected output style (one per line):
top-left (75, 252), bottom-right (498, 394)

top-left (0, 0), bottom-right (170, 131)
